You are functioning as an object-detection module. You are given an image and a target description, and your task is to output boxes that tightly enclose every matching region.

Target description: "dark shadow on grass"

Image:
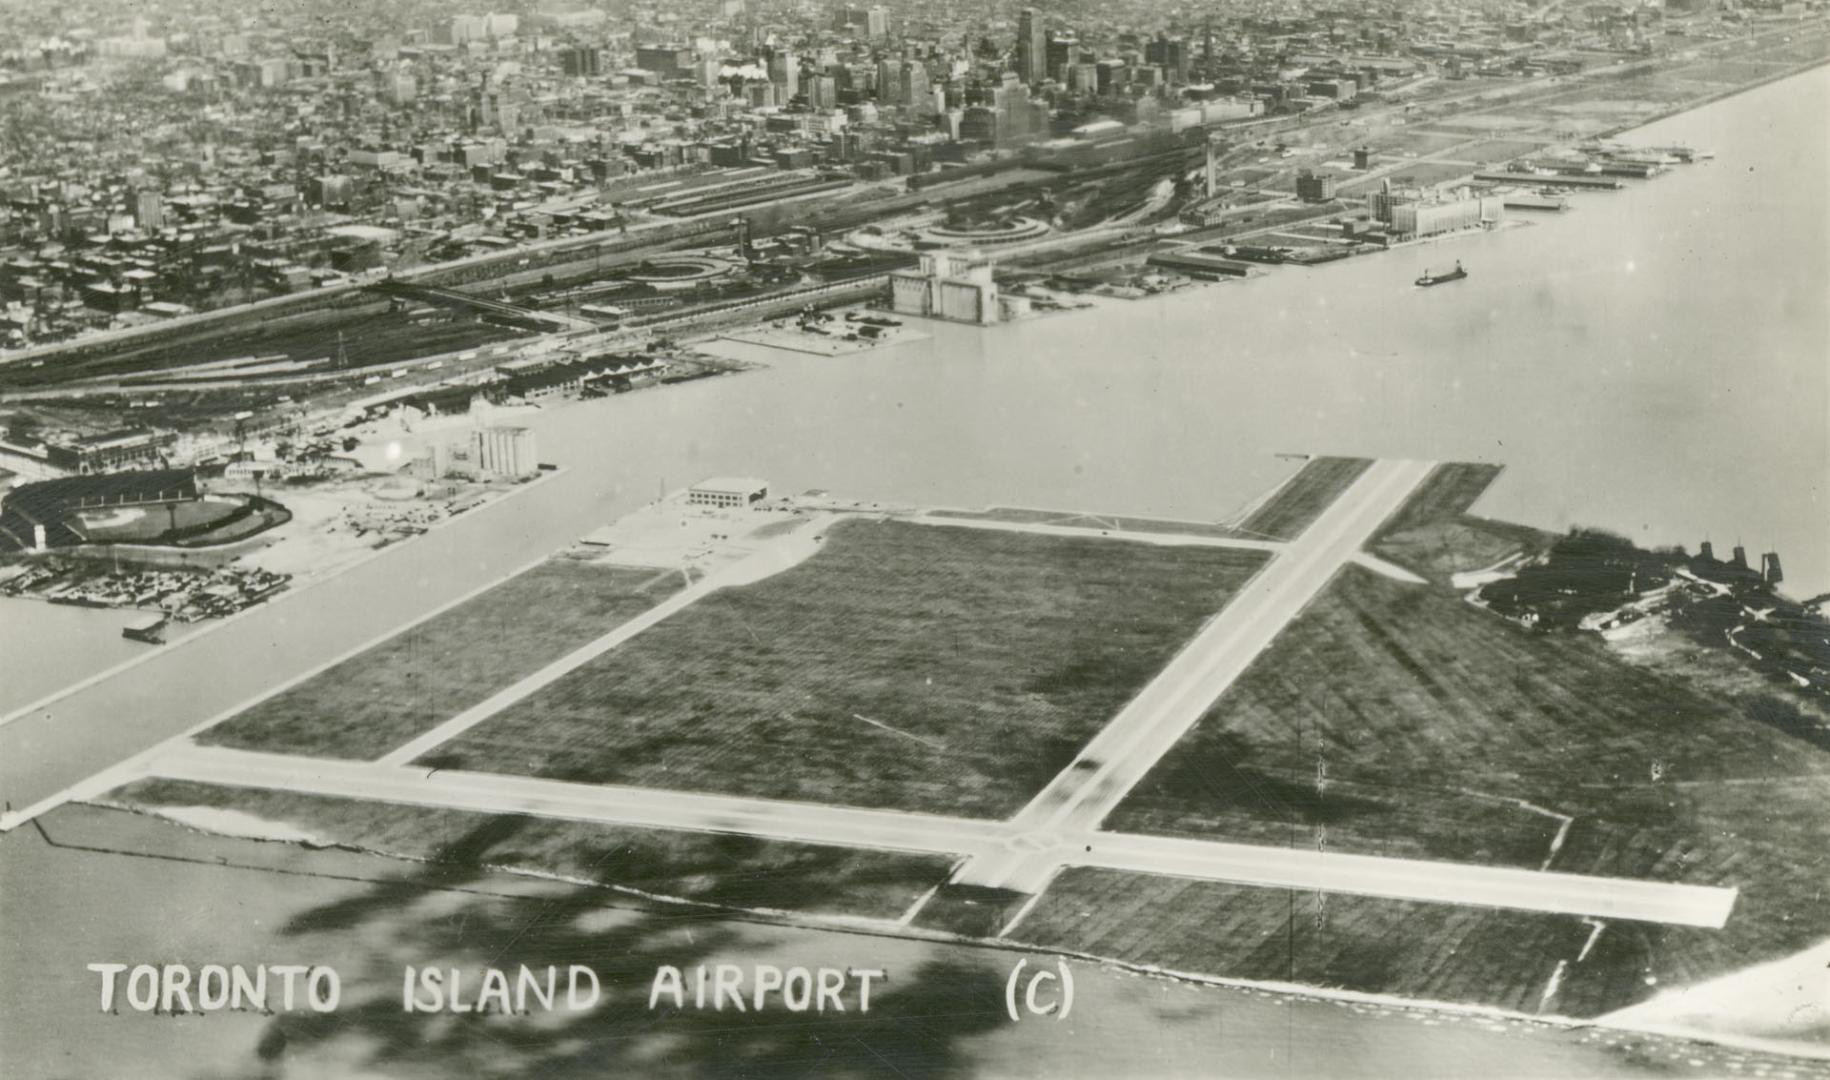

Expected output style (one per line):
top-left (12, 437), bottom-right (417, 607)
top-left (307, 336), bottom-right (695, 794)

top-left (242, 814), bottom-right (1007, 1079)
top-left (1121, 732), bottom-right (1390, 829)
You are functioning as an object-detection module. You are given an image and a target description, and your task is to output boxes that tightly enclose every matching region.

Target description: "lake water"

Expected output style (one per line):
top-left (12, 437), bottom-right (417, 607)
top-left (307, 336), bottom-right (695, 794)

top-left (0, 805), bottom-right (1763, 1080)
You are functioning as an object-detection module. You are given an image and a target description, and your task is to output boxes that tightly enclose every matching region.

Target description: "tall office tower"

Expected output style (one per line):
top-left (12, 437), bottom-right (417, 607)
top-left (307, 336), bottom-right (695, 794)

top-left (900, 60), bottom-right (931, 114)
top-left (1045, 33), bottom-right (1075, 82)
top-left (767, 50), bottom-right (798, 100)
top-left (1145, 32), bottom-right (1188, 83)
top-left (876, 57), bottom-right (904, 104)
top-left (809, 74), bottom-right (838, 109)
top-left (561, 45), bottom-right (602, 77)
top-left (1016, 8), bottom-right (1047, 85)
top-left (866, 6), bottom-right (888, 40)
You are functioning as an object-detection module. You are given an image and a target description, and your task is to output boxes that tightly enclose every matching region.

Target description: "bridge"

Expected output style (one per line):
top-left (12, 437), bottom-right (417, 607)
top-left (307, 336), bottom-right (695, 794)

top-left (365, 279), bottom-right (595, 332)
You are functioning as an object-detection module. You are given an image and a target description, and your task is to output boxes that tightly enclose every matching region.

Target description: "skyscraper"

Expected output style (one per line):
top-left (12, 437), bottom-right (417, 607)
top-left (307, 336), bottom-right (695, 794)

top-left (767, 49), bottom-right (798, 101)
top-left (900, 61), bottom-right (931, 114)
top-left (876, 57), bottom-right (903, 104)
top-left (1016, 8), bottom-right (1047, 85)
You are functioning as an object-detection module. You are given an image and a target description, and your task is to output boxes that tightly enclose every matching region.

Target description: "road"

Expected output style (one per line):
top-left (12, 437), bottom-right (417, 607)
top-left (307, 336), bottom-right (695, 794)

top-left (955, 458), bottom-right (1438, 892)
top-left (124, 742), bottom-right (1737, 929)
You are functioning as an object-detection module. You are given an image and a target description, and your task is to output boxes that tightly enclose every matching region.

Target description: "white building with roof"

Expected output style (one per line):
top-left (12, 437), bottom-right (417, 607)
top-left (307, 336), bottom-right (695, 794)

top-left (688, 477), bottom-right (769, 509)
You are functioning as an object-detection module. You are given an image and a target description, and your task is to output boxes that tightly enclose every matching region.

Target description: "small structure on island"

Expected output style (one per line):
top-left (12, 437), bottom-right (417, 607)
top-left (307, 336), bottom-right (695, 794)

top-left (688, 477), bottom-right (769, 510)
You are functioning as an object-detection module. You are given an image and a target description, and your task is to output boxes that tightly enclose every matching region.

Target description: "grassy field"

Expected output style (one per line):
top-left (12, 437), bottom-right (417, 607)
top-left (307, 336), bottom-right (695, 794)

top-left (925, 507), bottom-right (1246, 539)
top-left (1009, 869), bottom-right (1591, 1015)
top-left (908, 884), bottom-right (1029, 938)
top-left (105, 778), bottom-right (953, 921)
top-left (1456, 138), bottom-right (1546, 165)
top-left (1368, 462), bottom-right (1546, 581)
top-left (430, 519), bottom-right (1269, 818)
top-left (200, 560), bottom-right (685, 759)
top-left (1106, 564), bottom-right (1830, 1006)
top-left (1237, 457), bottom-right (1372, 541)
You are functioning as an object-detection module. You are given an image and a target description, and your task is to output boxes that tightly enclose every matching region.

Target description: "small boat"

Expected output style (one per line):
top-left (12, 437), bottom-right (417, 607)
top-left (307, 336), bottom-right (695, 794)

top-left (1415, 261), bottom-right (1468, 287)
top-left (123, 615), bottom-right (169, 645)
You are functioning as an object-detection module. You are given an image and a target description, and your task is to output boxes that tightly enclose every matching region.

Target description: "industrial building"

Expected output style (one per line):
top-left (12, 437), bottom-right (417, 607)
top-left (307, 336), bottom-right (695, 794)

top-left (1389, 192), bottom-right (1504, 239)
top-left (470, 426), bottom-right (538, 480)
top-left (889, 251), bottom-right (1029, 325)
top-left (1369, 180), bottom-right (1504, 240)
top-left (1145, 248), bottom-right (1255, 279)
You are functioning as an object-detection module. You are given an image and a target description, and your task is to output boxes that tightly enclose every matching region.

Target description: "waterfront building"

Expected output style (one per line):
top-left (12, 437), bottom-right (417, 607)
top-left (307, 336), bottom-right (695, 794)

top-left (688, 477), bottom-right (769, 509)
top-left (1389, 193), bottom-right (1504, 238)
top-left (890, 251), bottom-right (1019, 325)
top-left (469, 426), bottom-right (537, 480)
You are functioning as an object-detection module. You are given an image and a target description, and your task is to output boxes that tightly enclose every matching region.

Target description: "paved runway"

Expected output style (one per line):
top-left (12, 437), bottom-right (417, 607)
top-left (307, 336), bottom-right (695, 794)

top-left (956, 458), bottom-right (1438, 891)
top-left (8, 454), bottom-right (1743, 935)
top-left (131, 743), bottom-right (1738, 928)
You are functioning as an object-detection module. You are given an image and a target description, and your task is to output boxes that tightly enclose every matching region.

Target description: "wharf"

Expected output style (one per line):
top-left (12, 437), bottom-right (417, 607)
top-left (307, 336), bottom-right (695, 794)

top-left (1474, 172), bottom-right (1623, 190)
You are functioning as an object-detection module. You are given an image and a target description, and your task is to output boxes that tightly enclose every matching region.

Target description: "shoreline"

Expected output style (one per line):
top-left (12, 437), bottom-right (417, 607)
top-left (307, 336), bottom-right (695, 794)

top-left (97, 798), bottom-right (1830, 1066)
top-left (1603, 47), bottom-right (1830, 141)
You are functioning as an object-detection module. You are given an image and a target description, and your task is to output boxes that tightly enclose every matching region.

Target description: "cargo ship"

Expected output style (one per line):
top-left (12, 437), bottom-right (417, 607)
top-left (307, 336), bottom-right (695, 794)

top-left (1502, 190), bottom-right (1570, 212)
top-left (1415, 262), bottom-right (1467, 287)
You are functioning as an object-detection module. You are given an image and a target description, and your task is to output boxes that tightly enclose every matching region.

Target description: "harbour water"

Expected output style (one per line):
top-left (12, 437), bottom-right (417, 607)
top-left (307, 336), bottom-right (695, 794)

top-left (0, 597), bottom-right (195, 713)
top-left (687, 64), bottom-right (1828, 600)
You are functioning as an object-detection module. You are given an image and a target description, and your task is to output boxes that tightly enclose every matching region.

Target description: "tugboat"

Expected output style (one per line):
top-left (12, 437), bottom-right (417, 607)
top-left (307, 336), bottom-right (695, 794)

top-left (1415, 261), bottom-right (1468, 287)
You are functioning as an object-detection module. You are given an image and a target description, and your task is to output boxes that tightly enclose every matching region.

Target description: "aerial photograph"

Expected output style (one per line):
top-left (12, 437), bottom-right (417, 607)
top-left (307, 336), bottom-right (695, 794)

top-left (0, 0), bottom-right (1824, 1076)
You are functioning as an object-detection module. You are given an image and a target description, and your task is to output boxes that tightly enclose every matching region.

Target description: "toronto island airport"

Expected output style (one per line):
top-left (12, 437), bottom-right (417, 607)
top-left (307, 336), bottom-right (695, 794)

top-left (0, 1), bottom-right (1827, 1077)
